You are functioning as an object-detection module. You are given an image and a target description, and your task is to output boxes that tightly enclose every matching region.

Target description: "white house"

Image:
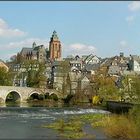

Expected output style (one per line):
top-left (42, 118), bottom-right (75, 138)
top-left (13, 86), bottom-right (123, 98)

top-left (129, 55), bottom-right (140, 72)
top-left (84, 54), bottom-right (101, 64)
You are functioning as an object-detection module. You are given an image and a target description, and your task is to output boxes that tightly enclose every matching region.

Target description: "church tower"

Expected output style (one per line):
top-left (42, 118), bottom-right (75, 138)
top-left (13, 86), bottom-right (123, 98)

top-left (49, 31), bottom-right (61, 61)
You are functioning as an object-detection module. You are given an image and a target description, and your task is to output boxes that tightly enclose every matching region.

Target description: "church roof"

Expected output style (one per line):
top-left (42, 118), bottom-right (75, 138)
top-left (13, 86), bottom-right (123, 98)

top-left (20, 48), bottom-right (37, 56)
top-left (21, 48), bottom-right (33, 54)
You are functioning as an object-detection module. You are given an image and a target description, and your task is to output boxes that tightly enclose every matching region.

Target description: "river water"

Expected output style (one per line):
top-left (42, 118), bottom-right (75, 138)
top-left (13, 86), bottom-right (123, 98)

top-left (0, 102), bottom-right (109, 139)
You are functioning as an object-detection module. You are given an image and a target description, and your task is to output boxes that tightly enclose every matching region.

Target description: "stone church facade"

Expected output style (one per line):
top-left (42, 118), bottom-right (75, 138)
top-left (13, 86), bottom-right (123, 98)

top-left (20, 31), bottom-right (61, 63)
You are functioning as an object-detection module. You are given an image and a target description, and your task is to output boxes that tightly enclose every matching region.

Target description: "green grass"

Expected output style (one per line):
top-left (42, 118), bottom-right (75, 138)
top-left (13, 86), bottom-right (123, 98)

top-left (60, 131), bottom-right (86, 139)
top-left (79, 113), bottom-right (106, 123)
top-left (42, 113), bottom-right (107, 139)
top-left (42, 118), bottom-right (85, 139)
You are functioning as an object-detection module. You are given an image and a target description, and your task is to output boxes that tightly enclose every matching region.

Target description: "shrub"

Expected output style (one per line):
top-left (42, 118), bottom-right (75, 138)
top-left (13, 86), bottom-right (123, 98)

top-left (103, 115), bottom-right (139, 139)
top-left (92, 95), bottom-right (100, 105)
top-left (129, 105), bottom-right (140, 130)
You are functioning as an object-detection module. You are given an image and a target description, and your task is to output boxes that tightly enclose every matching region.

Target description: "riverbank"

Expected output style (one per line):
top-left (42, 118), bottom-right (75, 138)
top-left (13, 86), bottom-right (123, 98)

top-left (42, 104), bottom-right (140, 139)
top-left (42, 113), bottom-right (109, 139)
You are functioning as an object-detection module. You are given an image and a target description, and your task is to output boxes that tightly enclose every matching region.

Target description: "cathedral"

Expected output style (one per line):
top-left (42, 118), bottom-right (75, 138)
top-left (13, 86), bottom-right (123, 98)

top-left (20, 31), bottom-right (62, 62)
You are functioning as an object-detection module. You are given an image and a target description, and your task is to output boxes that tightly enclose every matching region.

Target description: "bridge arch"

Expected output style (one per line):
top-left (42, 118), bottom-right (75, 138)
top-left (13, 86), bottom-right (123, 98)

top-left (5, 90), bottom-right (22, 103)
top-left (28, 91), bottom-right (43, 100)
top-left (49, 93), bottom-right (58, 101)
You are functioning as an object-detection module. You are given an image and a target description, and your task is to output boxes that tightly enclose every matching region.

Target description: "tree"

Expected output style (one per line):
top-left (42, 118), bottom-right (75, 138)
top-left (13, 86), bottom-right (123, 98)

top-left (36, 63), bottom-right (47, 88)
top-left (0, 67), bottom-right (13, 86)
top-left (26, 70), bottom-right (38, 87)
top-left (26, 62), bottom-right (47, 88)
top-left (94, 74), bottom-right (120, 101)
top-left (131, 75), bottom-right (140, 103)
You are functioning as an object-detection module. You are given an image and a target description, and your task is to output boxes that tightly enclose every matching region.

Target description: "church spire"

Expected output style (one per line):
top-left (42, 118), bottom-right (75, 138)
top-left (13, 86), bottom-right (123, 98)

top-left (49, 31), bottom-right (61, 61)
top-left (32, 42), bottom-right (36, 49)
top-left (51, 30), bottom-right (59, 41)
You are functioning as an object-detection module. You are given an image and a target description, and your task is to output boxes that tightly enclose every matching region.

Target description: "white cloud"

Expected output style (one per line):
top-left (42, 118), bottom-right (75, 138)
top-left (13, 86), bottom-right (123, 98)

top-left (0, 18), bottom-right (26, 38)
top-left (128, 1), bottom-right (140, 12)
top-left (120, 40), bottom-right (127, 48)
top-left (5, 38), bottom-right (48, 49)
top-left (126, 15), bottom-right (134, 23)
top-left (63, 43), bottom-right (97, 56)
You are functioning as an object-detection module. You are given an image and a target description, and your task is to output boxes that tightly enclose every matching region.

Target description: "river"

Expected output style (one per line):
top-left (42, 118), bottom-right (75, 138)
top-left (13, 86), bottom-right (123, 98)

top-left (0, 102), bottom-right (109, 139)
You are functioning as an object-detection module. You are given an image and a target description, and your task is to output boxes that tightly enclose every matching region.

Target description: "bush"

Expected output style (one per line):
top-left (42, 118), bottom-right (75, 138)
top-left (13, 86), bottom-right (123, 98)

top-left (103, 115), bottom-right (139, 139)
top-left (92, 95), bottom-right (100, 105)
top-left (129, 105), bottom-right (140, 130)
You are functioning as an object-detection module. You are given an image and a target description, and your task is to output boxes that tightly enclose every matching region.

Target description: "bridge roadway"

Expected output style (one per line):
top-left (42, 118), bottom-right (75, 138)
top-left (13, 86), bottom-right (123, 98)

top-left (0, 86), bottom-right (63, 103)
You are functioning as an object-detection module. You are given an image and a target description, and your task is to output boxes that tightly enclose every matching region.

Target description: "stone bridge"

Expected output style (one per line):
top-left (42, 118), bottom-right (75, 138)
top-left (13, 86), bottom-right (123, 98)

top-left (0, 86), bottom-right (63, 103)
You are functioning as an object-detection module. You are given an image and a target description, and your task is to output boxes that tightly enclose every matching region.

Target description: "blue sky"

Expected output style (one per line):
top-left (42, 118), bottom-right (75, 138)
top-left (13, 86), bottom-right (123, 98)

top-left (0, 1), bottom-right (140, 61)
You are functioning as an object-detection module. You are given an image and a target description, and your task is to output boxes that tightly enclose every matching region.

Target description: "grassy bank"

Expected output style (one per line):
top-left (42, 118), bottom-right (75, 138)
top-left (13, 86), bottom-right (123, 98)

top-left (42, 113), bottom-right (107, 139)
top-left (43, 118), bottom-right (87, 139)
top-left (92, 105), bottom-right (140, 139)
top-left (102, 115), bottom-right (139, 139)
top-left (42, 106), bottom-right (140, 139)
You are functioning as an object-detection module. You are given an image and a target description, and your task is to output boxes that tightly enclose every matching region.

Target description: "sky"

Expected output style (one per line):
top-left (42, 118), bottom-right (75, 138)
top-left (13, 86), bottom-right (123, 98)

top-left (0, 1), bottom-right (140, 61)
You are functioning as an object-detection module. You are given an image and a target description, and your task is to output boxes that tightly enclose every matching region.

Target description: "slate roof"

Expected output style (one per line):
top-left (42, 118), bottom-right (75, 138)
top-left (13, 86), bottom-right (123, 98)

top-left (82, 55), bottom-right (88, 61)
top-left (100, 58), bottom-right (112, 67)
top-left (83, 54), bottom-right (101, 64)
top-left (20, 48), bottom-right (38, 57)
top-left (108, 65), bottom-right (120, 75)
top-left (21, 48), bottom-right (33, 55)
top-left (34, 45), bottom-right (44, 50)
top-left (118, 63), bottom-right (128, 67)
top-left (20, 45), bottom-right (46, 57)
top-left (101, 56), bottom-right (128, 67)
top-left (83, 64), bottom-right (100, 71)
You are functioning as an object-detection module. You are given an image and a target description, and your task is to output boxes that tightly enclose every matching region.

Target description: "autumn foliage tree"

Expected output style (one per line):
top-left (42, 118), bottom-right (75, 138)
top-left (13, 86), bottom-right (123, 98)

top-left (93, 66), bottom-right (120, 101)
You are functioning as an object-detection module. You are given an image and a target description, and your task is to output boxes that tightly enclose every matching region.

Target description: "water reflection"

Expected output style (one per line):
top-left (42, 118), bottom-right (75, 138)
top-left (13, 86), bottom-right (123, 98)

top-left (6, 102), bottom-right (21, 107)
top-left (3, 100), bottom-right (65, 108)
top-left (2, 100), bottom-right (94, 108)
